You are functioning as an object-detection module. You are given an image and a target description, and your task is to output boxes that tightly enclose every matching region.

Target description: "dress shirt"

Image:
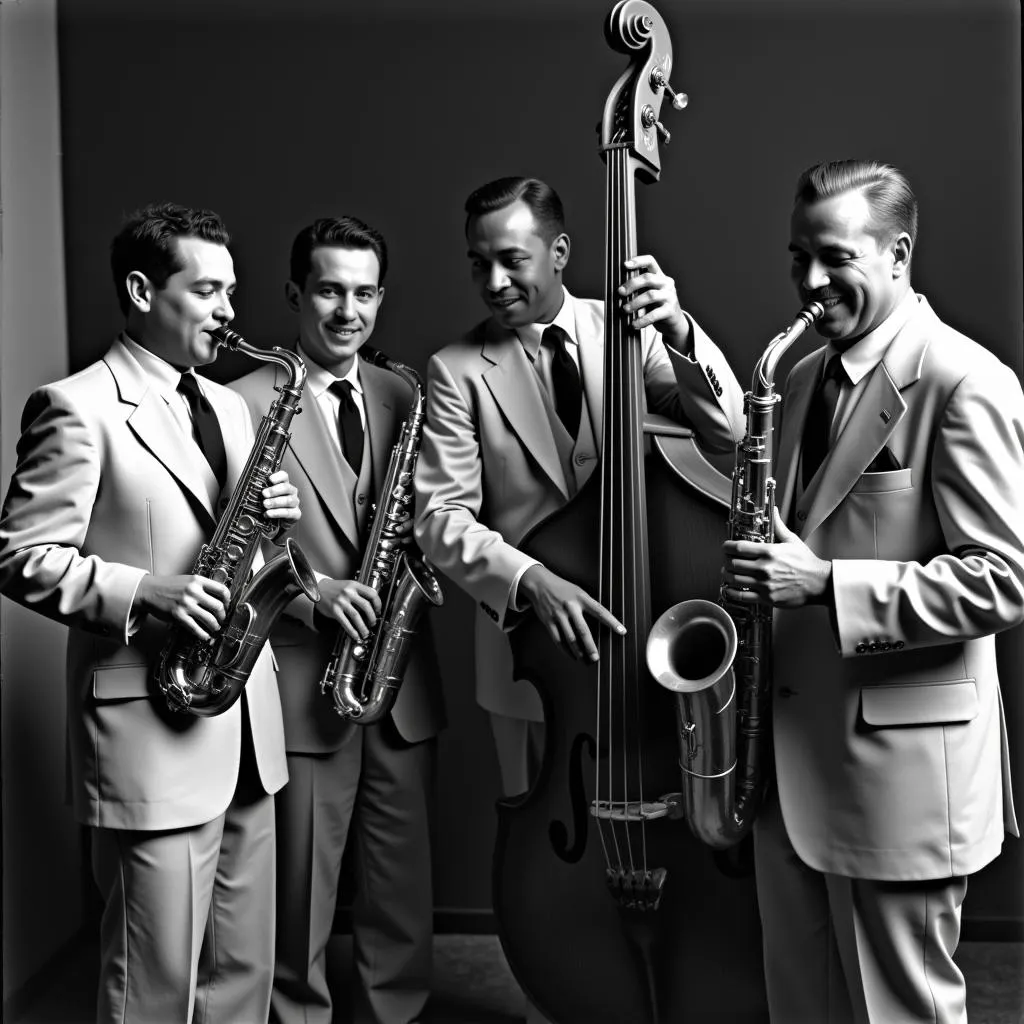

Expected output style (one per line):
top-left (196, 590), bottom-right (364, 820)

top-left (297, 343), bottom-right (367, 461)
top-left (515, 287), bottom-right (582, 402)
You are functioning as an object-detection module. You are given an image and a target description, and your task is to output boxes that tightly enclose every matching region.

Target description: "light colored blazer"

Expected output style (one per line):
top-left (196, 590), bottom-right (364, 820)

top-left (772, 295), bottom-right (1024, 881)
top-left (0, 337), bottom-right (288, 831)
top-left (414, 292), bottom-right (744, 721)
top-left (231, 353), bottom-right (445, 753)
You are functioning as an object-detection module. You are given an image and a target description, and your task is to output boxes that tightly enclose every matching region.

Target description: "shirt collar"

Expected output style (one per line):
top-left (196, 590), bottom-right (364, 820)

top-left (120, 331), bottom-right (194, 399)
top-left (297, 341), bottom-right (363, 399)
top-left (515, 287), bottom-right (578, 362)
top-left (826, 290), bottom-right (920, 387)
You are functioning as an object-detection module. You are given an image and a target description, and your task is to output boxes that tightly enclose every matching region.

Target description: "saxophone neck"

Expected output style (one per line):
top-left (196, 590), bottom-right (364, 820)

top-left (751, 301), bottom-right (825, 400)
top-left (209, 325), bottom-right (307, 394)
top-left (359, 346), bottom-right (425, 416)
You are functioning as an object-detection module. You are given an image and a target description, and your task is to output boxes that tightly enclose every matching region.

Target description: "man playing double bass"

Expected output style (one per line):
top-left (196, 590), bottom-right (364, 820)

top-left (414, 175), bottom-right (745, 800)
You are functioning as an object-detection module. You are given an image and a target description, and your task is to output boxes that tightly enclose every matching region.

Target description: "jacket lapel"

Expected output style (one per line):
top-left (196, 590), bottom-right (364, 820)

top-left (481, 320), bottom-right (569, 500)
top-left (105, 339), bottom-right (217, 527)
top-left (574, 297), bottom-right (605, 449)
top-left (360, 359), bottom-right (401, 504)
top-left (284, 362), bottom-right (361, 551)
top-left (797, 299), bottom-right (929, 538)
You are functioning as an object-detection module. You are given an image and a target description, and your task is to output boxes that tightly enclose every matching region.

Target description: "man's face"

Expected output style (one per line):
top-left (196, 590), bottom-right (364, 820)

top-left (789, 189), bottom-right (911, 349)
top-left (286, 246), bottom-right (384, 377)
top-left (466, 201), bottom-right (568, 328)
top-left (137, 236), bottom-right (236, 368)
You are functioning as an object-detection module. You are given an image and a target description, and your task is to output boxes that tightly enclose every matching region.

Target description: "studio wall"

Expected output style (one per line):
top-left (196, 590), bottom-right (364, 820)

top-left (50, 0), bottom-right (1023, 931)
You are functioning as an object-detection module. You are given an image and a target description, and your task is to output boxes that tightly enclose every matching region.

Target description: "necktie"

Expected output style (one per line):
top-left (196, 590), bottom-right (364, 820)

top-left (177, 373), bottom-right (227, 490)
top-left (801, 353), bottom-right (847, 488)
top-left (329, 379), bottom-right (364, 473)
top-left (543, 325), bottom-right (583, 441)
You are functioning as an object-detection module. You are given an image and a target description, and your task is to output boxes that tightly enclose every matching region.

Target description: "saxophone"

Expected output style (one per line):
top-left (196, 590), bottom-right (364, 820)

top-left (645, 302), bottom-right (824, 848)
top-left (157, 325), bottom-right (321, 717)
top-left (320, 347), bottom-right (444, 723)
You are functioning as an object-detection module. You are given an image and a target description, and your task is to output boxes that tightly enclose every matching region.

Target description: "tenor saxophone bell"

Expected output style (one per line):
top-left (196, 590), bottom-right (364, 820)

top-left (646, 302), bottom-right (824, 848)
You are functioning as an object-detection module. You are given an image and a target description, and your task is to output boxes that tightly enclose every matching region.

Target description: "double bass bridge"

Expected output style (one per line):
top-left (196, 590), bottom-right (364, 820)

top-left (589, 793), bottom-right (683, 822)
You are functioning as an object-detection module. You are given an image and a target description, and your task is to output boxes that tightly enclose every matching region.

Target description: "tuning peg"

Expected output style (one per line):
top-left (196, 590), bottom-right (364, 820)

top-left (649, 67), bottom-right (689, 111)
top-left (655, 121), bottom-right (671, 144)
top-left (641, 105), bottom-right (671, 145)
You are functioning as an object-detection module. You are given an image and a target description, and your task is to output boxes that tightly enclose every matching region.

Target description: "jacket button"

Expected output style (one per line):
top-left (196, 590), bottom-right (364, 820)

top-left (796, 510), bottom-right (807, 521)
top-left (357, 494), bottom-right (366, 505)
top-left (869, 641), bottom-right (880, 652)
top-left (881, 641), bottom-right (892, 651)
top-left (855, 643), bottom-right (867, 654)
top-left (894, 640), bottom-right (905, 650)
top-left (574, 453), bottom-right (591, 466)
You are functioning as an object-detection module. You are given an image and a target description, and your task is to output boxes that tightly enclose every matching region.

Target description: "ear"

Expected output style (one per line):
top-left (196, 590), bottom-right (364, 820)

top-left (376, 285), bottom-right (385, 311)
top-left (284, 280), bottom-right (302, 313)
top-left (891, 232), bottom-right (912, 279)
top-left (126, 271), bottom-right (152, 313)
top-left (551, 232), bottom-right (571, 272)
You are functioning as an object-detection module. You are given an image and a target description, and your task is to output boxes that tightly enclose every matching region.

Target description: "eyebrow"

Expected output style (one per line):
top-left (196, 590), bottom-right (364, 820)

top-left (466, 246), bottom-right (530, 259)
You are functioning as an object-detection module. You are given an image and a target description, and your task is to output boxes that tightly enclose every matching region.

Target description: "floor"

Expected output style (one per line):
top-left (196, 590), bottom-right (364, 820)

top-left (10, 934), bottom-right (1024, 1023)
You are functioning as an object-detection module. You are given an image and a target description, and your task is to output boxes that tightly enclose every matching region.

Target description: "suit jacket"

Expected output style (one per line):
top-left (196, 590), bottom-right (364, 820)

top-left (772, 295), bottom-right (1024, 881)
top-left (231, 352), bottom-right (445, 753)
top-left (414, 291), bottom-right (745, 720)
top-left (0, 337), bottom-right (288, 831)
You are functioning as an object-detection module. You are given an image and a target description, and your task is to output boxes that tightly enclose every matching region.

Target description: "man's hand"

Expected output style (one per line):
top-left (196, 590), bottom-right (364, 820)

top-left (518, 564), bottom-right (626, 662)
top-left (317, 578), bottom-right (381, 641)
top-left (619, 254), bottom-right (692, 354)
top-left (262, 469), bottom-right (301, 524)
top-left (134, 574), bottom-right (231, 641)
top-left (722, 508), bottom-right (832, 608)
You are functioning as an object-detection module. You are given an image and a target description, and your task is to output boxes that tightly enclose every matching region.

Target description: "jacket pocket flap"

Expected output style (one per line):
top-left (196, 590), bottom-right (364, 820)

top-left (861, 679), bottom-right (978, 726)
top-left (851, 467), bottom-right (913, 493)
top-left (92, 665), bottom-right (151, 702)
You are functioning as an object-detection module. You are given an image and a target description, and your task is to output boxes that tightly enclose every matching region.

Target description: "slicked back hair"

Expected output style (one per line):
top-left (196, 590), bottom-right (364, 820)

top-left (110, 202), bottom-right (230, 316)
top-left (289, 216), bottom-right (389, 290)
top-left (794, 160), bottom-right (918, 252)
top-left (464, 176), bottom-right (566, 244)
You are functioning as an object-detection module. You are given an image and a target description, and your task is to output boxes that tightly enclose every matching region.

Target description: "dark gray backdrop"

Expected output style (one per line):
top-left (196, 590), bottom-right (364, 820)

top-left (56, 0), bottom-right (1023, 933)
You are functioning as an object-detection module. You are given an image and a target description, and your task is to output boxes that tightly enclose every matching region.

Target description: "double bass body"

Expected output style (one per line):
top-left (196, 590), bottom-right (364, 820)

top-left (492, 3), bottom-right (768, 1022)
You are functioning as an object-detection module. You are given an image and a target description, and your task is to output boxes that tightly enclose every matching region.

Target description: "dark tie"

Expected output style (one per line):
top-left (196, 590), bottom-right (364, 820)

top-left (543, 325), bottom-right (582, 441)
top-left (801, 353), bottom-right (847, 488)
top-left (329, 379), bottom-right (364, 473)
top-left (177, 373), bottom-right (227, 490)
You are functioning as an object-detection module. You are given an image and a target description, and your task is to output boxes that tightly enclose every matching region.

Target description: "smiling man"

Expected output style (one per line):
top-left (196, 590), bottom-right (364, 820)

top-left (414, 175), bottom-right (744, 808)
top-left (231, 216), bottom-right (445, 1024)
top-left (722, 160), bottom-right (1024, 1023)
top-left (0, 202), bottom-right (301, 1023)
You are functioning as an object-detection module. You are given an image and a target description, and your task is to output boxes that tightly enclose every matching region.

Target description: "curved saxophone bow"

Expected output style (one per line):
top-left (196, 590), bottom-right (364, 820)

top-left (646, 302), bottom-right (824, 847)
top-left (156, 325), bottom-right (321, 717)
top-left (320, 346), bottom-right (444, 724)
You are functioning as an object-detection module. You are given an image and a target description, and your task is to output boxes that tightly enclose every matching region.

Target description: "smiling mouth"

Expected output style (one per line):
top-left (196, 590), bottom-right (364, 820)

top-left (326, 324), bottom-right (360, 336)
top-left (489, 295), bottom-right (520, 308)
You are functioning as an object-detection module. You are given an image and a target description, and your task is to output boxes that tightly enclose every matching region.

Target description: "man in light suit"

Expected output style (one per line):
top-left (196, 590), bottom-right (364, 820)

top-left (723, 160), bottom-right (1024, 1023)
top-left (0, 203), bottom-right (301, 1023)
top-left (415, 175), bottom-right (744, 799)
top-left (231, 216), bottom-right (445, 1024)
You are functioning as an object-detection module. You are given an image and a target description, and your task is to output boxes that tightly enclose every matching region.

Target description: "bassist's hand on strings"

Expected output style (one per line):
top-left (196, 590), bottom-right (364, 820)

top-left (619, 254), bottom-right (693, 356)
top-left (518, 564), bottom-right (627, 662)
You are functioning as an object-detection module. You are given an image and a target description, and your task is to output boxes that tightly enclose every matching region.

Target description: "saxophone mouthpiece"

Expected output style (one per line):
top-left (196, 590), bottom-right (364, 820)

top-left (802, 301), bottom-right (825, 326)
top-left (209, 324), bottom-right (245, 349)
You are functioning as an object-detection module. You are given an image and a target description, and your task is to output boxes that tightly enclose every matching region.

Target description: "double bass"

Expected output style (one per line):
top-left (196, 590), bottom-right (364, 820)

top-left (493, 4), bottom-right (768, 1021)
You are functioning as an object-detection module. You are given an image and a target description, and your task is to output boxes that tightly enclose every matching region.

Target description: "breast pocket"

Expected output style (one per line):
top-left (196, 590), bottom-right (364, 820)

top-left (851, 467), bottom-right (913, 494)
top-left (92, 664), bottom-right (152, 702)
top-left (860, 679), bottom-right (978, 727)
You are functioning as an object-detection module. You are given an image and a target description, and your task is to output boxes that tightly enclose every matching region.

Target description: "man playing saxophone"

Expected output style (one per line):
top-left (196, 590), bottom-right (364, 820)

top-left (0, 202), bottom-right (301, 1023)
top-left (722, 161), bottom-right (1024, 1023)
top-left (230, 215), bottom-right (445, 1024)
